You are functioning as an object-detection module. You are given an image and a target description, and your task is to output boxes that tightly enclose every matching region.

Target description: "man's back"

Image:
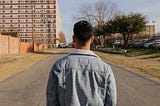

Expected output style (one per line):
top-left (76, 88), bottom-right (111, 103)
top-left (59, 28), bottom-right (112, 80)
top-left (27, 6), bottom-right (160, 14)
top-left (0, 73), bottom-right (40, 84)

top-left (47, 49), bottom-right (117, 106)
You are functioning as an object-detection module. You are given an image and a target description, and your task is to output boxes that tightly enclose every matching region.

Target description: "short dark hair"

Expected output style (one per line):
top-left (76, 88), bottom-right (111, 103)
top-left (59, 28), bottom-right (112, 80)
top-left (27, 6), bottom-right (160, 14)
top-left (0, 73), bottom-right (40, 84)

top-left (73, 20), bottom-right (93, 46)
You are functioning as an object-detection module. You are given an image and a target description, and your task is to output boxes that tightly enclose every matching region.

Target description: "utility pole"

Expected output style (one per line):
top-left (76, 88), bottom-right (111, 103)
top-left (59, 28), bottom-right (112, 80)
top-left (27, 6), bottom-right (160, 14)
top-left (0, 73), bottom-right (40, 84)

top-left (47, 14), bottom-right (54, 48)
top-left (41, 10), bottom-right (46, 50)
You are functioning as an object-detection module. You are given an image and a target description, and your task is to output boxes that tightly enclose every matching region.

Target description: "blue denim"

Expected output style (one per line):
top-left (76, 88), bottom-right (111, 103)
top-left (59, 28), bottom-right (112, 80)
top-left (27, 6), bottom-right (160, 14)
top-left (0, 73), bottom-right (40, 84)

top-left (46, 49), bottom-right (117, 106)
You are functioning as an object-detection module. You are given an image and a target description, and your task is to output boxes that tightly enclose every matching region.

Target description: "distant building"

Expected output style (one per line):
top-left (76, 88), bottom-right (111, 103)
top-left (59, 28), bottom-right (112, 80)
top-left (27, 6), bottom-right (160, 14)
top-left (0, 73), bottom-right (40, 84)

top-left (111, 24), bottom-right (155, 39)
top-left (0, 0), bottom-right (62, 46)
top-left (141, 25), bottom-right (155, 36)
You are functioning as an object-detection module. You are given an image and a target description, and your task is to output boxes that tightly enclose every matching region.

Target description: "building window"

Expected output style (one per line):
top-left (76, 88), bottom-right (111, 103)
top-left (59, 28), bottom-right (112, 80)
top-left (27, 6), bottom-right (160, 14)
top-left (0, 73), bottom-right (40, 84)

top-left (53, 10), bottom-right (56, 14)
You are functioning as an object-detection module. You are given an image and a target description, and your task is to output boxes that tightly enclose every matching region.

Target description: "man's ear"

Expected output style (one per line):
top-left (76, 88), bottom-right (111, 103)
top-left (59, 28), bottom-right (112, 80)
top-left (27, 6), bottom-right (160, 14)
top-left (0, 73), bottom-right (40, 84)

top-left (91, 35), bottom-right (94, 44)
top-left (73, 35), bottom-right (76, 43)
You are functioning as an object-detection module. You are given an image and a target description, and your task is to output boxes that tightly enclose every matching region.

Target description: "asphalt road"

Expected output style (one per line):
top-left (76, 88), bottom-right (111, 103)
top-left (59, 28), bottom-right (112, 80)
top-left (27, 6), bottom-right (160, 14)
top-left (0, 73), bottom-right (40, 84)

top-left (0, 49), bottom-right (160, 106)
top-left (109, 62), bottom-right (160, 106)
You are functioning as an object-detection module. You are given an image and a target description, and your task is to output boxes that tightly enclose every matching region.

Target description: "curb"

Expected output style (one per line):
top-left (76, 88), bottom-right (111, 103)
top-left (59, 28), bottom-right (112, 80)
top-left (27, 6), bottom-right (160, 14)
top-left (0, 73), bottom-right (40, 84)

top-left (93, 49), bottom-right (126, 55)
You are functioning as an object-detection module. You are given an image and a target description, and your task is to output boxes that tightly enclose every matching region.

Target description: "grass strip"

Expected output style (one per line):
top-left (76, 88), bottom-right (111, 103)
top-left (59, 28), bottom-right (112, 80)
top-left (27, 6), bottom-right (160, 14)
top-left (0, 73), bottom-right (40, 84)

top-left (95, 51), bottom-right (160, 80)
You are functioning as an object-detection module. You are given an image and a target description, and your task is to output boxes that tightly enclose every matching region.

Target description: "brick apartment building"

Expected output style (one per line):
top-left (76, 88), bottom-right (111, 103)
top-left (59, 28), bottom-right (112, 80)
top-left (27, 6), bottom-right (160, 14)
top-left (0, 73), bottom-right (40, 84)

top-left (0, 0), bottom-right (62, 47)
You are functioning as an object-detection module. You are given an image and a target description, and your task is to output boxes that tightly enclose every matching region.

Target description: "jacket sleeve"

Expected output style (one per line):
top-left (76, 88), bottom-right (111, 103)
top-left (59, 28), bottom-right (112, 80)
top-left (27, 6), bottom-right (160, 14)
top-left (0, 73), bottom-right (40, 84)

top-left (104, 68), bottom-right (117, 106)
top-left (46, 66), bottom-right (60, 106)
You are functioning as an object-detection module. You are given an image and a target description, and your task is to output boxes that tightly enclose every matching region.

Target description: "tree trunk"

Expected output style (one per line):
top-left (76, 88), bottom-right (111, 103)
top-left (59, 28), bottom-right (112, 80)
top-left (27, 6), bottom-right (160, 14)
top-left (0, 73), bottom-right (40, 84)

top-left (99, 35), bottom-right (105, 47)
top-left (123, 34), bottom-right (128, 48)
top-left (94, 36), bottom-right (100, 45)
top-left (123, 34), bottom-right (131, 48)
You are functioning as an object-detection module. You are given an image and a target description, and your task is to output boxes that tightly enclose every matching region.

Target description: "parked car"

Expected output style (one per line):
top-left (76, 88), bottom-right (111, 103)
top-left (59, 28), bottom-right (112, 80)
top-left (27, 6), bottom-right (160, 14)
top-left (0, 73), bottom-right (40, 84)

top-left (113, 40), bottom-right (122, 46)
top-left (137, 39), bottom-right (148, 48)
top-left (128, 39), bottom-right (148, 48)
top-left (128, 40), bottom-right (137, 47)
top-left (144, 39), bottom-right (155, 48)
top-left (128, 40), bottom-right (135, 47)
top-left (58, 43), bottom-right (67, 48)
top-left (149, 39), bottom-right (160, 49)
top-left (155, 42), bottom-right (160, 49)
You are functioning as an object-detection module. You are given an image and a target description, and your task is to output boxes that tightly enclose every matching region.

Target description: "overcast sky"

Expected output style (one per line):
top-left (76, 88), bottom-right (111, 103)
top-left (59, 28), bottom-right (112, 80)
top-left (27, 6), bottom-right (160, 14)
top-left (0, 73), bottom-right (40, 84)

top-left (58, 0), bottom-right (160, 42)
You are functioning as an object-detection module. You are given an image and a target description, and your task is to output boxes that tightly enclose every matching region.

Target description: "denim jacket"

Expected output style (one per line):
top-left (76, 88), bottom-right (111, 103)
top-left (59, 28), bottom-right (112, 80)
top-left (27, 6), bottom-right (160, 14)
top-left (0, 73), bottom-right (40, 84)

top-left (46, 49), bottom-right (117, 106)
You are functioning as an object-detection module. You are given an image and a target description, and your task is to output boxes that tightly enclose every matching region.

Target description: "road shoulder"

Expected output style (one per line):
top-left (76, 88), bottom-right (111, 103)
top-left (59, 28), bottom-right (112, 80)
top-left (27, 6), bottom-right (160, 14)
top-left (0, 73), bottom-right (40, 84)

top-left (95, 51), bottom-right (160, 82)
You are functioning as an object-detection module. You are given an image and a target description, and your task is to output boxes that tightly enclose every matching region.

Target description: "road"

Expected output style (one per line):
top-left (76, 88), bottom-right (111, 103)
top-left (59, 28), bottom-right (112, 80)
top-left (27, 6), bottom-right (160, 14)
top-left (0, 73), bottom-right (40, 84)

top-left (109, 62), bottom-right (160, 106)
top-left (0, 49), bottom-right (159, 106)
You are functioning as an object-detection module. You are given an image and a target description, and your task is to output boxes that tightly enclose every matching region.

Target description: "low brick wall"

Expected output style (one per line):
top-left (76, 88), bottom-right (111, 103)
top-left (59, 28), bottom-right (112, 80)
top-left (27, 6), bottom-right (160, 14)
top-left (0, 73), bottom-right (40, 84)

top-left (34, 44), bottom-right (44, 51)
top-left (19, 43), bottom-right (44, 53)
top-left (0, 35), bottom-right (19, 55)
top-left (0, 35), bottom-right (8, 55)
top-left (10, 36), bottom-right (19, 54)
top-left (19, 42), bottom-right (33, 53)
top-left (0, 34), bottom-right (44, 55)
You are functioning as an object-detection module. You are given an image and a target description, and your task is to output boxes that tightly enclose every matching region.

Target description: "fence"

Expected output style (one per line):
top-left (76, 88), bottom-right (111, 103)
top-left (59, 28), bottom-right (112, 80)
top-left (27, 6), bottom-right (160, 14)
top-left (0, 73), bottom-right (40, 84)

top-left (0, 34), bottom-right (44, 55)
top-left (0, 35), bottom-right (19, 55)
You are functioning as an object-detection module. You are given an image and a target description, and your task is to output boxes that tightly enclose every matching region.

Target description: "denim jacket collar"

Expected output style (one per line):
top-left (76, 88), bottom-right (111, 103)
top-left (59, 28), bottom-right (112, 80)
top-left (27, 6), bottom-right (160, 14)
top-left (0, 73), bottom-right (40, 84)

top-left (69, 49), bottom-right (98, 58)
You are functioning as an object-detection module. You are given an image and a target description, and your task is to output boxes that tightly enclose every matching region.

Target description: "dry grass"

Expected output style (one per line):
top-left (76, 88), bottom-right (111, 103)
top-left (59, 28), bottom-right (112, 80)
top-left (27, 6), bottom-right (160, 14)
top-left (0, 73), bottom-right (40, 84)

top-left (95, 51), bottom-right (160, 80)
top-left (0, 48), bottom-right (63, 81)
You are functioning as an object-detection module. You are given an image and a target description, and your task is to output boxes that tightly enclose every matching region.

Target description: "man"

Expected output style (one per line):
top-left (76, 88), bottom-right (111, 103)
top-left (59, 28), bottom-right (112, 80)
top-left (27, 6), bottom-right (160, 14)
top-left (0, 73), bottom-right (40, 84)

top-left (46, 20), bottom-right (117, 106)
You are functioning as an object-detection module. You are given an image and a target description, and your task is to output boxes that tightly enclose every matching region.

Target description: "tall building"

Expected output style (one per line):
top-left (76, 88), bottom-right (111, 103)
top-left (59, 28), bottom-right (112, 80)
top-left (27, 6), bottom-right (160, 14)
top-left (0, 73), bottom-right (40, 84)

top-left (141, 25), bottom-right (155, 36)
top-left (0, 0), bottom-right (62, 46)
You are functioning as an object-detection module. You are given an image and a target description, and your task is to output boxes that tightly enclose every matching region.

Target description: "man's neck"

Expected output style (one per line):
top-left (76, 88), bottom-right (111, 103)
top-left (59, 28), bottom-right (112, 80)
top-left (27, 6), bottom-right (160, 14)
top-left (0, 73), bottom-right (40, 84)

top-left (75, 47), bottom-right (90, 50)
top-left (75, 44), bottom-right (90, 50)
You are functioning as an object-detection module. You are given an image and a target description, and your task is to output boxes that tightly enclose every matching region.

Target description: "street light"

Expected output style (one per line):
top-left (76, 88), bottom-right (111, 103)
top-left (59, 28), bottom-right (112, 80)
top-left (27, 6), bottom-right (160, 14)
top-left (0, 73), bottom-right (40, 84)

top-left (152, 21), bottom-right (156, 37)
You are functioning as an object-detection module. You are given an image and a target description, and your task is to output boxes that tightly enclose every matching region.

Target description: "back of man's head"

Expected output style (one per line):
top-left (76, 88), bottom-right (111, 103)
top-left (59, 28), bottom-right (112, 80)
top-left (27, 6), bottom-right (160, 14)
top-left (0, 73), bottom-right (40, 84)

top-left (73, 20), bottom-right (93, 46)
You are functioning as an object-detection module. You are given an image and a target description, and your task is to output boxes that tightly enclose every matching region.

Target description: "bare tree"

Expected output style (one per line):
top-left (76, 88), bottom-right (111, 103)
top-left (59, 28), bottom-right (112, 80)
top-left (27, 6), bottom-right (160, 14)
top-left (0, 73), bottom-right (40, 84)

top-left (59, 31), bottom-right (66, 44)
top-left (0, 25), bottom-right (18, 37)
top-left (0, 25), bottom-right (3, 33)
top-left (73, 0), bottom-right (120, 26)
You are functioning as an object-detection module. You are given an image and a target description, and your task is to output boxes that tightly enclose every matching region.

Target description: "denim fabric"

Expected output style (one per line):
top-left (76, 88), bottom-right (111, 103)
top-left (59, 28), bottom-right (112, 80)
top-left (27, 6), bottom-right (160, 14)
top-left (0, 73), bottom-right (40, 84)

top-left (46, 49), bottom-right (117, 106)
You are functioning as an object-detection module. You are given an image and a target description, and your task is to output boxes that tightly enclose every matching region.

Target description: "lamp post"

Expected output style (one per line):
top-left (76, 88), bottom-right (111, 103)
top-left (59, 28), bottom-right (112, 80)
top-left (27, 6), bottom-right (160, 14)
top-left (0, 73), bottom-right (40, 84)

top-left (152, 21), bottom-right (156, 37)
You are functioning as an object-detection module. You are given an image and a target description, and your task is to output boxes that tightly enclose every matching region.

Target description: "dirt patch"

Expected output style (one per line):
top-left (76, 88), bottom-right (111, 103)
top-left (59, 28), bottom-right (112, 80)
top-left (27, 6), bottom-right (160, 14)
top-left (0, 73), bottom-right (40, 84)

top-left (0, 49), bottom-right (63, 81)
